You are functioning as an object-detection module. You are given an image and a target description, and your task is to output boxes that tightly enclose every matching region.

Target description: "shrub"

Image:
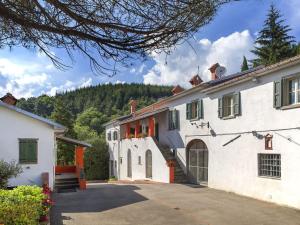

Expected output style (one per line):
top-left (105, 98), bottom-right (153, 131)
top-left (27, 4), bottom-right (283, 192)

top-left (0, 185), bottom-right (46, 225)
top-left (0, 160), bottom-right (23, 189)
top-left (84, 138), bottom-right (109, 180)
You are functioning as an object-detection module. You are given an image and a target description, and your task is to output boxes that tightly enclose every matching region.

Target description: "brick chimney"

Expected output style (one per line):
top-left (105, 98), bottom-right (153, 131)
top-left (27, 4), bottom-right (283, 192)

top-left (0, 93), bottom-right (17, 106)
top-left (189, 75), bottom-right (203, 87)
top-left (209, 63), bottom-right (220, 81)
top-left (172, 85), bottom-right (184, 95)
top-left (129, 99), bottom-right (137, 115)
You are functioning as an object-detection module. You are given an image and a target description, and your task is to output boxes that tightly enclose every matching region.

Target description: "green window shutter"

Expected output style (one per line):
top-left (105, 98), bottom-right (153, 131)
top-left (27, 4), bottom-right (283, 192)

top-left (19, 139), bottom-right (37, 164)
top-left (233, 92), bottom-right (241, 116)
top-left (198, 99), bottom-right (203, 119)
top-left (186, 103), bottom-right (191, 120)
top-left (218, 97), bottom-right (223, 118)
top-left (274, 80), bottom-right (282, 108)
top-left (19, 140), bottom-right (26, 163)
top-left (168, 111), bottom-right (173, 130)
top-left (174, 110), bottom-right (179, 129)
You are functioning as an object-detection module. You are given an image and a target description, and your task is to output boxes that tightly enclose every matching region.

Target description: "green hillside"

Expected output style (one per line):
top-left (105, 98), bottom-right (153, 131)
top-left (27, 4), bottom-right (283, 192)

top-left (17, 83), bottom-right (173, 120)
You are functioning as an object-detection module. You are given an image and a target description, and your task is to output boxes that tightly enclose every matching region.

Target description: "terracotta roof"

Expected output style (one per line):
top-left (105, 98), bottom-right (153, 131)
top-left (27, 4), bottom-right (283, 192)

top-left (119, 107), bottom-right (169, 125)
top-left (104, 55), bottom-right (300, 127)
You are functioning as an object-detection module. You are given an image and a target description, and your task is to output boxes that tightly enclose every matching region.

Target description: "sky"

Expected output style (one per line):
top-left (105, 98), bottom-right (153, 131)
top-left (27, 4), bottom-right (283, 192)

top-left (1, 0), bottom-right (300, 98)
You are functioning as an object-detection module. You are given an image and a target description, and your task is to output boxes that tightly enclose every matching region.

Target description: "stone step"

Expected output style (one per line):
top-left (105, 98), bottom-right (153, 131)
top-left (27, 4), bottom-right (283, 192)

top-left (55, 183), bottom-right (79, 190)
top-left (55, 178), bottom-right (78, 184)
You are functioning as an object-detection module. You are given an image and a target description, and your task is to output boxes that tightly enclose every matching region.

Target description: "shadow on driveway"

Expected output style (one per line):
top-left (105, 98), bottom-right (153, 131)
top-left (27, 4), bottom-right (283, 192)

top-left (50, 184), bottom-right (147, 225)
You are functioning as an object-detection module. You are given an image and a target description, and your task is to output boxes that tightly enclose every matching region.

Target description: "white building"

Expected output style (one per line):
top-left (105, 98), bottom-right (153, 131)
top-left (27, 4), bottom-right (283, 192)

top-left (0, 93), bottom-right (66, 189)
top-left (105, 55), bottom-right (300, 209)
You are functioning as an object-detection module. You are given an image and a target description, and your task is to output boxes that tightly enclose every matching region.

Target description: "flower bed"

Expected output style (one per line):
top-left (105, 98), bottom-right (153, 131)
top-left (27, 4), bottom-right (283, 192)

top-left (0, 185), bottom-right (52, 225)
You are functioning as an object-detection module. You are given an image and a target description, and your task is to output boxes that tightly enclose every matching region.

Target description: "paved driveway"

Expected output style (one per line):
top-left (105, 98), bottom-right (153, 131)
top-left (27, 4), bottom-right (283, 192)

top-left (51, 183), bottom-right (300, 225)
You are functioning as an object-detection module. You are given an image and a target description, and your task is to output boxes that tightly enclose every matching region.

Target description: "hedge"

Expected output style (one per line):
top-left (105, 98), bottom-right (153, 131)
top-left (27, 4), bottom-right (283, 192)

top-left (0, 186), bottom-right (47, 225)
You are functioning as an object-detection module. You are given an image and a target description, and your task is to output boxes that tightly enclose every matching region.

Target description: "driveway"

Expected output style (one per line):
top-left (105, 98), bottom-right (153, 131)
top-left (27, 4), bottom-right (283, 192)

top-left (51, 183), bottom-right (300, 225)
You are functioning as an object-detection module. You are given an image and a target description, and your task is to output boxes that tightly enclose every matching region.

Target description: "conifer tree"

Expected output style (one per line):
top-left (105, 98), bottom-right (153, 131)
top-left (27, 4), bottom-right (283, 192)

top-left (51, 97), bottom-right (76, 165)
top-left (252, 4), bottom-right (295, 66)
top-left (241, 56), bottom-right (249, 71)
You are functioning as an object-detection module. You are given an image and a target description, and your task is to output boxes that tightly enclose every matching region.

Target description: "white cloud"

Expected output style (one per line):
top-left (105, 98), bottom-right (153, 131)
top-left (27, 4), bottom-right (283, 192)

top-left (115, 80), bottom-right (126, 84)
top-left (0, 58), bottom-right (50, 98)
top-left (143, 30), bottom-right (254, 87)
top-left (130, 63), bottom-right (146, 74)
top-left (0, 53), bottom-right (94, 98)
top-left (47, 78), bottom-right (93, 96)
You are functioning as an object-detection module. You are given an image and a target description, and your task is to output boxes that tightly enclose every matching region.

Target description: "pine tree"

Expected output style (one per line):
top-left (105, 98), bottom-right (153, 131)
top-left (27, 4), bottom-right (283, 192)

top-left (51, 97), bottom-right (76, 165)
top-left (241, 56), bottom-right (249, 71)
top-left (252, 4), bottom-right (295, 66)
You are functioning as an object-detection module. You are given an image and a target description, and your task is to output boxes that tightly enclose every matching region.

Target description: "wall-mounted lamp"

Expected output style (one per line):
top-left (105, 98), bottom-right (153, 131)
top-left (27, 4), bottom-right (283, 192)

top-left (265, 133), bottom-right (273, 150)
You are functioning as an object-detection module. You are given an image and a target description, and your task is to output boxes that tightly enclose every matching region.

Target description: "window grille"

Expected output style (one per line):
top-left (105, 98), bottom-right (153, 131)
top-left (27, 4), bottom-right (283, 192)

top-left (258, 154), bottom-right (281, 178)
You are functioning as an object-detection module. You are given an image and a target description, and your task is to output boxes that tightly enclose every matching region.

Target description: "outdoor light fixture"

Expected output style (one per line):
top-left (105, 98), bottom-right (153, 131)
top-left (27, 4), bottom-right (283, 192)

top-left (265, 134), bottom-right (273, 150)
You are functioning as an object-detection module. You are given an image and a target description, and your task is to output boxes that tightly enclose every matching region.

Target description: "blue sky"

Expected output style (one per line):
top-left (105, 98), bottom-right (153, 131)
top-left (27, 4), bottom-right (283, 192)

top-left (0, 0), bottom-right (300, 98)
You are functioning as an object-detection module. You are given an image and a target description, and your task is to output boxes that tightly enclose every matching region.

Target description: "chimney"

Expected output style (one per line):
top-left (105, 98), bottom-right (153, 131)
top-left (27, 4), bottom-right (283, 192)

top-left (129, 99), bottom-right (137, 115)
top-left (209, 63), bottom-right (220, 81)
top-left (189, 75), bottom-right (203, 87)
top-left (172, 85), bottom-right (184, 95)
top-left (0, 93), bottom-right (17, 106)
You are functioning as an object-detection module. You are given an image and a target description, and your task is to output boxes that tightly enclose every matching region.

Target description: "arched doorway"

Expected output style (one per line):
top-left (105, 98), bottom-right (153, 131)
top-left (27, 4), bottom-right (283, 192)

top-left (145, 150), bottom-right (152, 178)
top-left (127, 149), bottom-right (132, 178)
top-left (186, 139), bottom-right (208, 185)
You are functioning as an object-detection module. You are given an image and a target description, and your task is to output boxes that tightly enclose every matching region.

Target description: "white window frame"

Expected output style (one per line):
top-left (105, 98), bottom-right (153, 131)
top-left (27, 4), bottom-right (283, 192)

top-left (223, 94), bottom-right (234, 117)
top-left (287, 77), bottom-right (300, 105)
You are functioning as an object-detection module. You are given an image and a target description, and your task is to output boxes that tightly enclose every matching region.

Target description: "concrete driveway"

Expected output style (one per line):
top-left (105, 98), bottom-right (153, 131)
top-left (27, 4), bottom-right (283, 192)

top-left (51, 183), bottom-right (300, 225)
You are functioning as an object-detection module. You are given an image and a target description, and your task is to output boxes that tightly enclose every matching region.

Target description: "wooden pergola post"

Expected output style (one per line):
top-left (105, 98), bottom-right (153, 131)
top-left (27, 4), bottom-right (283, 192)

top-left (148, 116), bottom-right (155, 137)
top-left (75, 146), bottom-right (86, 190)
top-left (135, 120), bottom-right (140, 138)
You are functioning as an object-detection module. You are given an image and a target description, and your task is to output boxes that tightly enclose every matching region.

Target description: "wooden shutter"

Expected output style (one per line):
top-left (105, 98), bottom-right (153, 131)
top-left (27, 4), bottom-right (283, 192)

top-left (274, 80), bottom-right (282, 108)
top-left (186, 103), bottom-right (191, 120)
top-left (19, 139), bottom-right (37, 164)
top-left (233, 92), bottom-right (241, 116)
top-left (198, 99), bottom-right (203, 119)
top-left (218, 97), bottom-right (223, 118)
top-left (174, 110), bottom-right (179, 129)
top-left (168, 111), bottom-right (173, 130)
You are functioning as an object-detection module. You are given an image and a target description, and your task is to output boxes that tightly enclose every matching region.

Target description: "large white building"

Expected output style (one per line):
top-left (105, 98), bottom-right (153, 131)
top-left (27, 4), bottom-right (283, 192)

top-left (105, 55), bottom-right (300, 209)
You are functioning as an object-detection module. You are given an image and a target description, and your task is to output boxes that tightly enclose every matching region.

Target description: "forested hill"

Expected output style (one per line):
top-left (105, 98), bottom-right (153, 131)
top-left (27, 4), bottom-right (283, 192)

top-left (17, 83), bottom-right (173, 121)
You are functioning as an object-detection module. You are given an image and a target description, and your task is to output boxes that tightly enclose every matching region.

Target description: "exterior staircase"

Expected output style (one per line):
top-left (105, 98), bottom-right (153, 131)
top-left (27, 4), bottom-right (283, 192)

top-left (55, 173), bottom-right (79, 192)
top-left (153, 138), bottom-right (188, 183)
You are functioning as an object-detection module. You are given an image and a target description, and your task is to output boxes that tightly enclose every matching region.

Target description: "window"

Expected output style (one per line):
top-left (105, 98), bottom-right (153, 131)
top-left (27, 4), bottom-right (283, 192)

top-left (258, 154), bottom-right (281, 178)
top-left (168, 109), bottom-right (179, 130)
top-left (113, 131), bottom-right (118, 140)
top-left (288, 78), bottom-right (300, 105)
top-left (223, 95), bottom-right (234, 117)
top-left (186, 100), bottom-right (203, 120)
top-left (138, 156), bottom-right (142, 165)
top-left (274, 76), bottom-right (300, 108)
top-left (107, 132), bottom-right (111, 141)
top-left (218, 92), bottom-right (241, 119)
top-left (19, 139), bottom-right (38, 164)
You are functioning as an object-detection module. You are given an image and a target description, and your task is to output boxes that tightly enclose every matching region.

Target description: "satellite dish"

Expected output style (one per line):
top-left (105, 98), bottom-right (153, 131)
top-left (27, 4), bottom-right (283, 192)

top-left (216, 66), bottom-right (226, 78)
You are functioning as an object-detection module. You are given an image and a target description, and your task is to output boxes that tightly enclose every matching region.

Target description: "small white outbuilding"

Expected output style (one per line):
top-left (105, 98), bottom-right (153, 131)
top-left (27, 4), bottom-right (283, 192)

top-left (0, 93), bottom-right (66, 189)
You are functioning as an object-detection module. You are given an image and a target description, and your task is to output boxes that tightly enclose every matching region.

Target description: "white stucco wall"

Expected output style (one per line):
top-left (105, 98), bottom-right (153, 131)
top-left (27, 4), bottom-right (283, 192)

top-left (119, 137), bottom-right (169, 183)
top-left (106, 124), bottom-right (120, 179)
top-left (165, 64), bottom-right (300, 209)
top-left (0, 106), bottom-right (56, 189)
top-left (105, 64), bottom-right (300, 209)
